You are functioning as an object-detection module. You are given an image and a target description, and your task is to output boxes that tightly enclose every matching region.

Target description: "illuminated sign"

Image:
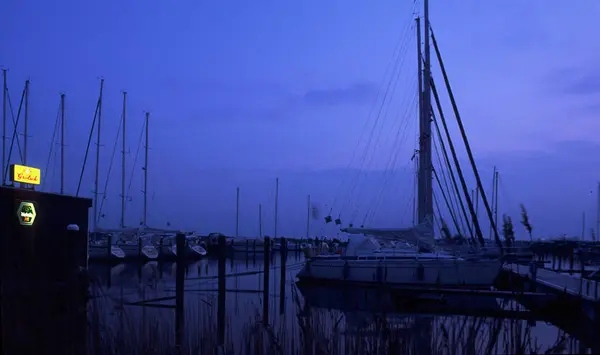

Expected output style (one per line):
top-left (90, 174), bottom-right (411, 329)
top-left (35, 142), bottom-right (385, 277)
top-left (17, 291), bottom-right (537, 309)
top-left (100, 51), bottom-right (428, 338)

top-left (10, 164), bottom-right (41, 185)
top-left (17, 201), bottom-right (37, 226)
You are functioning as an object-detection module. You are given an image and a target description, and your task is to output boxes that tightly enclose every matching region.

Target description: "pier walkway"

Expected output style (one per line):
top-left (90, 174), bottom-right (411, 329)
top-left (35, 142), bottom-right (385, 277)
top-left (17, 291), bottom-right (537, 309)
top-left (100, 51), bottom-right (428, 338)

top-left (504, 263), bottom-right (600, 302)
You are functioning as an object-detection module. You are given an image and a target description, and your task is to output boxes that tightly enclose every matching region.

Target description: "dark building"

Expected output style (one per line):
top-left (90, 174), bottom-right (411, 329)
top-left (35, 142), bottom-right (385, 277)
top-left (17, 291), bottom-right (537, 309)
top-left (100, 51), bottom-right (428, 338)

top-left (0, 186), bottom-right (92, 355)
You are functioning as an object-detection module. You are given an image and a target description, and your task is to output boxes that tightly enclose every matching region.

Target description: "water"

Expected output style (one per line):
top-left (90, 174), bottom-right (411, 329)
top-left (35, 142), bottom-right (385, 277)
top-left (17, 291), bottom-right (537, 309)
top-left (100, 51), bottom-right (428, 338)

top-left (87, 253), bottom-right (596, 354)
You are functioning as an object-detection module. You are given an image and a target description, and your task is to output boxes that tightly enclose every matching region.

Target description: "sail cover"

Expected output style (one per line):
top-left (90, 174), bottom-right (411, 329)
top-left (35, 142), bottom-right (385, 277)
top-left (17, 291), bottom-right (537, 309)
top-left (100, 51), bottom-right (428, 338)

top-left (341, 219), bottom-right (435, 252)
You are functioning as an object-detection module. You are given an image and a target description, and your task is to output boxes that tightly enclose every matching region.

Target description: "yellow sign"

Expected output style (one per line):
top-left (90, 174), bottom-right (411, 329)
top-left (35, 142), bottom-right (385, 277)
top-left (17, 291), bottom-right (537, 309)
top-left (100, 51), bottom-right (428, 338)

top-left (10, 164), bottom-right (41, 185)
top-left (17, 201), bottom-right (37, 226)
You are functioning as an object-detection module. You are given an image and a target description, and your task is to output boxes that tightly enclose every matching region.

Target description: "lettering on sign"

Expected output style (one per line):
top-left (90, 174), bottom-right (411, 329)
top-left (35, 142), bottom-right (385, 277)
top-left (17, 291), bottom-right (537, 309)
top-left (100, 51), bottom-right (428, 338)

top-left (10, 164), bottom-right (41, 185)
top-left (17, 201), bottom-right (37, 226)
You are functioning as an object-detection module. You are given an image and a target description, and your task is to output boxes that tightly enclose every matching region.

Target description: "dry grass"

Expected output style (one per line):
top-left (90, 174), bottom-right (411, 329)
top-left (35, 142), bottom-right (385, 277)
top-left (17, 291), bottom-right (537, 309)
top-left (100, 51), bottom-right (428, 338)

top-left (85, 277), bottom-right (586, 355)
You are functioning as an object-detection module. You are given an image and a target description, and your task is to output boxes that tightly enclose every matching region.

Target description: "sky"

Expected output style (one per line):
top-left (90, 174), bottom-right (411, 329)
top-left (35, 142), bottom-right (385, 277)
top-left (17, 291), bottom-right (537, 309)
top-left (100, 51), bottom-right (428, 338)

top-left (1, 0), bottom-right (600, 240)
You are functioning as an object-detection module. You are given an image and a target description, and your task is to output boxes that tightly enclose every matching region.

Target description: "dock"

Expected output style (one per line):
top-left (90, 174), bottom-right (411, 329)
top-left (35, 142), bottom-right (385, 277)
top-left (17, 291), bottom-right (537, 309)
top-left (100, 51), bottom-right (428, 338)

top-left (504, 263), bottom-right (600, 302)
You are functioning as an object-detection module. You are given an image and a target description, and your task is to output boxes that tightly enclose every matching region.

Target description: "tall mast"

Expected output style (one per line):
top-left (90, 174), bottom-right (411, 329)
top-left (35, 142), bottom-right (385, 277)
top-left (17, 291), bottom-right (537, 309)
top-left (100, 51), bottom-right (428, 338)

top-left (417, 0), bottom-right (434, 227)
top-left (415, 17), bottom-right (423, 227)
top-left (235, 187), bottom-right (240, 239)
top-left (60, 93), bottom-right (65, 194)
top-left (23, 80), bottom-right (30, 166)
top-left (143, 112), bottom-right (149, 227)
top-left (120, 92), bottom-right (127, 228)
top-left (274, 177), bottom-right (279, 239)
top-left (306, 194), bottom-right (311, 239)
top-left (93, 79), bottom-right (104, 232)
top-left (2, 69), bottom-right (6, 184)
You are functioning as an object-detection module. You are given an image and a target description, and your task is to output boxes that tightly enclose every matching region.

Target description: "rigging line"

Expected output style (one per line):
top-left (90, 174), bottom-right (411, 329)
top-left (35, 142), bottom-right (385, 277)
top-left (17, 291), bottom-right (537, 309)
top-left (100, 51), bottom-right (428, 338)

top-left (432, 189), bottom-right (444, 236)
top-left (432, 167), bottom-right (460, 235)
top-left (126, 119), bottom-right (145, 204)
top-left (350, 76), bottom-right (416, 223)
top-left (368, 129), bottom-right (415, 226)
top-left (341, 32), bottom-right (415, 219)
top-left (329, 13), bottom-right (417, 215)
top-left (98, 112), bottom-right (124, 224)
top-left (367, 92), bottom-right (418, 225)
top-left (76, 100), bottom-right (100, 196)
top-left (432, 127), bottom-right (465, 235)
top-left (431, 28), bottom-right (499, 249)
top-left (348, 63), bottom-right (417, 221)
top-left (431, 102), bottom-right (474, 241)
top-left (6, 90), bottom-right (24, 163)
top-left (42, 104), bottom-right (61, 192)
top-left (3, 84), bottom-right (27, 184)
top-left (363, 91), bottom-right (418, 225)
top-left (431, 77), bottom-right (482, 246)
top-left (51, 135), bottom-right (59, 192)
top-left (329, 3), bottom-right (419, 214)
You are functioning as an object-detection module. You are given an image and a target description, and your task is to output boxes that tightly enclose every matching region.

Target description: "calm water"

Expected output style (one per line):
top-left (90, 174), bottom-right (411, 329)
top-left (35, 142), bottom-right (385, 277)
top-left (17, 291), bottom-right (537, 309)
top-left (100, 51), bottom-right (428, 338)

top-left (87, 253), bottom-right (596, 354)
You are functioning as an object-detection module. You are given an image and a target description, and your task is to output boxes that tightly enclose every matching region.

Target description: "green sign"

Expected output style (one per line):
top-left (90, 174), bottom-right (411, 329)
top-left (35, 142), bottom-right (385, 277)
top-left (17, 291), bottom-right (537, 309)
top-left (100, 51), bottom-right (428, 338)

top-left (17, 201), bottom-right (36, 226)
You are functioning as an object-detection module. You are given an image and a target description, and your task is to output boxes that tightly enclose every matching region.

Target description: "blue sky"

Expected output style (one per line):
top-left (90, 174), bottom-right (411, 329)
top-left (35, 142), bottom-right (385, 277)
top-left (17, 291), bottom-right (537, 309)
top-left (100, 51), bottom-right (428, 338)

top-left (1, 0), bottom-right (600, 239)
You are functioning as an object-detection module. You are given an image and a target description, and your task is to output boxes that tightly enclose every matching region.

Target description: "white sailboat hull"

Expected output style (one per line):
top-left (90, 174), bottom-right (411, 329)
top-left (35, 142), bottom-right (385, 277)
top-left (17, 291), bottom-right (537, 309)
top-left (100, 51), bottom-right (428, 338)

top-left (118, 243), bottom-right (158, 259)
top-left (88, 245), bottom-right (126, 260)
top-left (297, 258), bottom-right (502, 287)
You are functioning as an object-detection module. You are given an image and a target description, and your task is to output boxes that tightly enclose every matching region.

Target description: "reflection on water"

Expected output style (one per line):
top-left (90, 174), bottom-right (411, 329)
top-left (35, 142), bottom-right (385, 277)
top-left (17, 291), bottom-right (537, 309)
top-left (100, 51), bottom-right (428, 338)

top-left (87, 253), bottom-right (596, 354)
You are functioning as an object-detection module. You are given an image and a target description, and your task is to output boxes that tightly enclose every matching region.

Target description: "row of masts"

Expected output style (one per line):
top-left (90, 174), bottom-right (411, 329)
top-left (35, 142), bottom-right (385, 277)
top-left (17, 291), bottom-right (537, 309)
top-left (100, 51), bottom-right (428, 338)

top-left (234, 179), bottom-right (314, 239)
top-left (0, 72), bottom-right (150, 233)
top-left (85, 80), bottom-right (150, 232)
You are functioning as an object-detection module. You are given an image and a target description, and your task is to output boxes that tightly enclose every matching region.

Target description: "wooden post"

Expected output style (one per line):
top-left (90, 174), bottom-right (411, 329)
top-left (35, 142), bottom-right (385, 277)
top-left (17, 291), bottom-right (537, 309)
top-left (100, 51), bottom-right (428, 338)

top-left (175, 233), bottom-right (185, 354)
top-left (217, 234), bottom-right (226, 347)
top-left (263, 236), bottom-right (270, 325)
top-left (106, 234), bottom-right (112, 259)
top-left (279, 237), bottom-right (287, 315)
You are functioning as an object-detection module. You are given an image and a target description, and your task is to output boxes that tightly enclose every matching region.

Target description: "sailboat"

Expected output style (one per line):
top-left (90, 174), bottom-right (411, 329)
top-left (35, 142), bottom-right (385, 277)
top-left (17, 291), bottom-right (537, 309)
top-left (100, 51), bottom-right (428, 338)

top-left (297, 0), bottom-right (502, 288)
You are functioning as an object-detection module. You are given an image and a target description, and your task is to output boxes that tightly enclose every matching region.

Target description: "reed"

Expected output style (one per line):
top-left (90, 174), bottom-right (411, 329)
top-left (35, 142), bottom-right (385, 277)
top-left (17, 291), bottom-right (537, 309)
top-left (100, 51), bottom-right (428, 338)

top-left (85, 279), bottom-right (587, 355)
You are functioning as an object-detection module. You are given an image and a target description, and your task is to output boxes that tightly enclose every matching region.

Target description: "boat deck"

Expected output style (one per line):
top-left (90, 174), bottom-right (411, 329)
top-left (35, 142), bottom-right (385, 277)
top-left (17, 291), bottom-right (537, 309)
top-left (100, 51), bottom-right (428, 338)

top-left (504, 263), bottom-right (600, 302)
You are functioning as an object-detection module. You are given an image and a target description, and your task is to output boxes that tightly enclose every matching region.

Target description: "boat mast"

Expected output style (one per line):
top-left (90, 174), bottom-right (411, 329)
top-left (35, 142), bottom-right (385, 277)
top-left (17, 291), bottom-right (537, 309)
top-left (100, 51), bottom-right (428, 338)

top-left (93, 79), bottom-right (104, 232)
top-left (415, 17), bottom-right (423, 228)
top-left (60, 93), bottom-right (65, 194)
top-left (235, 187), bottom-right (240, 239)
top-left (143, 112), bottom-right (149, 228)
top-left (306, 194), bottom-right (311, 239)
top-left (23, 80), bottom-right (29, 167)
top-left (417, 0), bottom-right (434, 228)
top-left (274, 177), bottom-right (279, 239)
top-left (120, 92), bottom-right (127, 228)
top-left (2, 69), bottom-right (6, 185)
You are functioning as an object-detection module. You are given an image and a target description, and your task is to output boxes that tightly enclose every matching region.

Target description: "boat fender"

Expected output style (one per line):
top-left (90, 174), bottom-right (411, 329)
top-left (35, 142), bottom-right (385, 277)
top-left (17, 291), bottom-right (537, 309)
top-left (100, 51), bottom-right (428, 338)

top-left (343, 261), bottom-right (350, 280)
top-left (416, 264), bottom-right (425, 281)
top-left (376, 262), bottom-right (383, 283)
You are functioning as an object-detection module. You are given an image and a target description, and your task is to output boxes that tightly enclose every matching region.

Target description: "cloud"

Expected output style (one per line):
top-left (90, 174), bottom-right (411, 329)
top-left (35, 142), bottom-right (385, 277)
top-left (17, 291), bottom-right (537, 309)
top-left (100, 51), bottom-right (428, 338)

top-left (302, 82), bottom-right (377, 106)
top-left (188, 105), bottom-right (284, 123)
top-left (549, 66), bottom-right (600, 96)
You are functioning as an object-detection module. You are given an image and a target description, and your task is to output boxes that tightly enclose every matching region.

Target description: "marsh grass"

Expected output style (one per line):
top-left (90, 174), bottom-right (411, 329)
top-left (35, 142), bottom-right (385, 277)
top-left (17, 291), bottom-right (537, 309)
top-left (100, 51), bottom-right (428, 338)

top-left (85, 275), bottom-right (588, 355)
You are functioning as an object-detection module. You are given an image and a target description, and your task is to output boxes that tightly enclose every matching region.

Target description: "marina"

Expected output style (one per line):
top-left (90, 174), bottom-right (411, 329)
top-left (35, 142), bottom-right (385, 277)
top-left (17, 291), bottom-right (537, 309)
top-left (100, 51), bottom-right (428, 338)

top-left (2, 0), bottom-right (600, 354)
